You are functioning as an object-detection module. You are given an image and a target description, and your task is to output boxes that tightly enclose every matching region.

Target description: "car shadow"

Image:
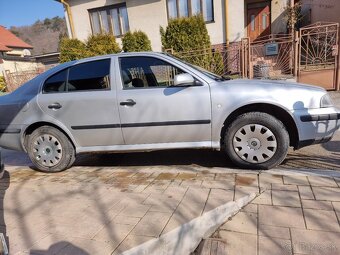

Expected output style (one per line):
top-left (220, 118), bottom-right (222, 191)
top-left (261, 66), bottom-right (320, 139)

top-left (322, 140), bottom-right (340, 153)
top-left (0, 171), bottom-right (10, 253)
top-left (73, 149), bottom-right (234, 168)
top-left (30, 241), bottom-right (90, 255)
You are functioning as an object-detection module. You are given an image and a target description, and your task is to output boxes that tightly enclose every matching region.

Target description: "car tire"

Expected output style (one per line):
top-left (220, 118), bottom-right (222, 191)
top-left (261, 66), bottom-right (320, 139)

top-left (224, 112), bottom-right (289, 170)
top-left (27, 126), bottom-right (75, 172)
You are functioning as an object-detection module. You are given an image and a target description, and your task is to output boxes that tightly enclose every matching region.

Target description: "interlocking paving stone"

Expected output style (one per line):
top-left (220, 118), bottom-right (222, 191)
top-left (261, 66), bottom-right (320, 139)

top-left (301, 200), bottom-right (333, 211)
top-left (298, 185), bottom-right (315, 200)
top-left (201, 180), bottom-right (235, 190)
top-left (235, 174), bottom-right (258, 187)
top-left (283, 176), bottom-right (309, 185)
top-left (110, 215), bottom-right (141, 225)
top-left (130, 211), bottom-right (172, 237)
top-left (119, 204), bottom-right (151, 218)
top-left (252, 190), bottom-right (272, 205)
top-left (272, 190), bottom-right (301, 207)
top-left (112, 234), bottom-right (154, 255)
top-left (220, 211), bottom-right (257, 234)
top-left (219, 231), bottom-right (257, 255)
top-left (258, 225), bottom-right (290, 239)
top-left (92, 223), bottom-right (135, 244)
top-left (203, 189), bottom-right (234, 213)
top-left (271, 184), bottom-right (298, 191)
top-left (333, 202), bottom-right (340, 220)
top-left (235, 186), bottom-right (259, 200)
top-left (259, 236), bottom-right (292, 255)
top-left (291, 228), bottom-right (340, 255)
top-left (312, 187), bottom-right (340, 201)
top-left (241, 203), bottom-right (258, 213)
top-left (258, 205), bottom-right (305, 228)
top-left (303, 209), bottom-right (340, 232)
top-left (308, 176), bottom-right (338, 187)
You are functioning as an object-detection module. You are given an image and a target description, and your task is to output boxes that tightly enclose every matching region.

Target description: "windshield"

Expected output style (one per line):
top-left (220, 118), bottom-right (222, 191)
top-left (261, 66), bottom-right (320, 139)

top-left (162, 53), bottom-right (226, 81)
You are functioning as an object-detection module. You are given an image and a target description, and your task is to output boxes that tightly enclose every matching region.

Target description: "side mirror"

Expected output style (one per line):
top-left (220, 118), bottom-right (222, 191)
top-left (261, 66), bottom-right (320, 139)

top-left (173, 73), bottom-right (195, 86)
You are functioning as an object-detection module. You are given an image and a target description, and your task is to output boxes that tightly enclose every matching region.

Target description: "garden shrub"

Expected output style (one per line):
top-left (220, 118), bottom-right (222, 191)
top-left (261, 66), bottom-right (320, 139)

top-left (0, 76), bottom-right (6, 92)
top-left (160, 15), bottom-right (210, 52)
top-left (122, 30), bottom-right (152, 52)
top-left (160, 15), bottom-right (224, 75)
top-left (86, 33), bottom-right (121, 57)
top-left (59, 33), bottom-right (121, 62)
top-left (59, 37), bottom-right (88, 63)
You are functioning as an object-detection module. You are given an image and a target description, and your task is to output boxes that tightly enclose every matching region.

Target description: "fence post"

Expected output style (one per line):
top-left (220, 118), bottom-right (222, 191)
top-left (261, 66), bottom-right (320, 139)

top-left (337, 26), bottom-right (340, 91)
top-left (294, 31), bottom-right (299, 80)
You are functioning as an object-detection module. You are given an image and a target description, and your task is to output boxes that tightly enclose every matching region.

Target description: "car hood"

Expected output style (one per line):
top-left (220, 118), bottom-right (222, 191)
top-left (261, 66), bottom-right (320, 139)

top-left (213, 79), bottom-right (327, 110)
top-left (221, 79), bottom-right (325, 92)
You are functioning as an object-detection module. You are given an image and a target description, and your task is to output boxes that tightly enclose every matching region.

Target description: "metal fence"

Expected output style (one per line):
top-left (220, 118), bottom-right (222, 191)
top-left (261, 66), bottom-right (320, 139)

top-left (4, 70), bottom-right (42, 92)
top-left (170, 22), bottom-right (340, 90)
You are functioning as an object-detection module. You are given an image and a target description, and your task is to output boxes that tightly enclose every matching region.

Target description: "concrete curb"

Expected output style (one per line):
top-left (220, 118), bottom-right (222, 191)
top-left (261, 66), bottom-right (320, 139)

top-left (268, 168), bottom-right (340, 178)
top-left (119, 193), bottom-right (256, 255)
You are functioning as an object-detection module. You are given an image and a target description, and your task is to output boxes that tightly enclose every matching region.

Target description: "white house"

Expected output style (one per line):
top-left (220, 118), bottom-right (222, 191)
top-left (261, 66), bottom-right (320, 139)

top-left (56, 0), bottom-right (295, 51)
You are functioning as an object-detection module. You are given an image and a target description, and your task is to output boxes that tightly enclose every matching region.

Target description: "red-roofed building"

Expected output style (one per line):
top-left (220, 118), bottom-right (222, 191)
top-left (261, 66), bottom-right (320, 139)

top-left (0, 25), bottom-right (33, 55)
top-left (0, 26), bottom-right (40, 90)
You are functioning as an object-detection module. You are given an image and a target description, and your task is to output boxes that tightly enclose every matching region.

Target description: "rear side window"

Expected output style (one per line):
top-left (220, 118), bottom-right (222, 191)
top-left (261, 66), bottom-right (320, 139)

top-left (43, 59), bottom-right (110, 93)
top-left (43, 70), bottom-right (67, 93)
top-left (68, 59), bottom-right (110, 91)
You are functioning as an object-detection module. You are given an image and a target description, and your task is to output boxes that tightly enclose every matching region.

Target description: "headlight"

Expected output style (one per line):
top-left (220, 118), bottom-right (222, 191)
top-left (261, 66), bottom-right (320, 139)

top-left (320, 94), bottom-right (334, 108)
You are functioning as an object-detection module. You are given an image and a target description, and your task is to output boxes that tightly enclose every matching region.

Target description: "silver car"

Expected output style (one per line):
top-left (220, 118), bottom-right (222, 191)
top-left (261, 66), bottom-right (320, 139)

top-left (0, 52), bottom-right (339, 172)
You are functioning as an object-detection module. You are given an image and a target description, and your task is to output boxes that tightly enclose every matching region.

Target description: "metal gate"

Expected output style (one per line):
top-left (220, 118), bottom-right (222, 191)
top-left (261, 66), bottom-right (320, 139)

top-left (250, 34), bottom-right (295, 79)
top-left (298, 22), bottom-right (339, 90)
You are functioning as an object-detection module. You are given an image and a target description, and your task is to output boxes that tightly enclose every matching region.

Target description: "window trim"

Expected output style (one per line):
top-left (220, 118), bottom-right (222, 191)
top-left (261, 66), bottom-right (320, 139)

top-left (166, 0), bottom-right (214, 23)
top-left (42, 59), bottom-right (111, 94)
top-left (88, 3), bottom-right (129, 38)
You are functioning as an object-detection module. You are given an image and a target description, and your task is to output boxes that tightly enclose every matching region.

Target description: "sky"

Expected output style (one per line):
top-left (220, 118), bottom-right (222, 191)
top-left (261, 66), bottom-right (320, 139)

top-left (0, 0), bottom-right (65, 28)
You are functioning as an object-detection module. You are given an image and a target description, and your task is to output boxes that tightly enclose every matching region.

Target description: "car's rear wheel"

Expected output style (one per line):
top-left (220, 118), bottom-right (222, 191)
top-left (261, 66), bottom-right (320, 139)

top-left (224, 112), bottom-right (289, 169)
top-left (27, 126), bottom-right (75, 172)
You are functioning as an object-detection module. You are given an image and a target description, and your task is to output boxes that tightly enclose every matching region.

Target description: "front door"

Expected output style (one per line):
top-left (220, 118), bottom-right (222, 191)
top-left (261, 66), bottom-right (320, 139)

top-left (116, 56), bottom-right (212, 146)
top-left (247, 2), bottom-right (271, 41)
top-left (37, 58), bottom-right (125, 148)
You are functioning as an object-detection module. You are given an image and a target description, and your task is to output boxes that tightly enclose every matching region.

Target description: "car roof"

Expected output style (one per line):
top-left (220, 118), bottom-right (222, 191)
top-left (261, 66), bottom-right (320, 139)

top-left (70, 52), bottom-right (166, 63)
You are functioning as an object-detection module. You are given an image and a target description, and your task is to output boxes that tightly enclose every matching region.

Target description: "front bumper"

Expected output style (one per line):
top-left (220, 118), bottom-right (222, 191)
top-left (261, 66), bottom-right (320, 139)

top-left (294, 107), bottom-right (340, 149)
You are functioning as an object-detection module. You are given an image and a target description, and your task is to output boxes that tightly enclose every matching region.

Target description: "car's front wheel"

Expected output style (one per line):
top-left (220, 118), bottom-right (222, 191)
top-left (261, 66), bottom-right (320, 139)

top-left (224, 112), bottom-right (289, 169)
top-left (27, 126), bottom-right (75, 172)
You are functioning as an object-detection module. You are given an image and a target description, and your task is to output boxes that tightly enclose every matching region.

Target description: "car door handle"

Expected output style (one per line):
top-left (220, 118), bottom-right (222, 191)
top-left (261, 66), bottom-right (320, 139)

top-left (120, 99), bottom-right (136, 106)
top-left (48, 102), bottom-right (62, 109)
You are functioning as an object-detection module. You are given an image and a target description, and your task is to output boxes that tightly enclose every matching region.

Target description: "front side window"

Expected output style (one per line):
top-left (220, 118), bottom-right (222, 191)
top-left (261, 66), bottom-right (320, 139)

top-left (166, 0), bottom-right (214, 22)
top-left (119, 57), bottom-right (185, 89)
top-left (43, 59), bottom-right (110, 93)
top-left (89, 4), bottom-right (129, 37)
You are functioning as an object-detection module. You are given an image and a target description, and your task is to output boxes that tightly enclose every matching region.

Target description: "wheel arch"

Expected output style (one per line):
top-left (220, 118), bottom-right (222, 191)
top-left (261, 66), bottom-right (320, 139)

top-left (220, 103), bottom-right (299, 149)
top-left (22, 122), bottom-right (76, 152)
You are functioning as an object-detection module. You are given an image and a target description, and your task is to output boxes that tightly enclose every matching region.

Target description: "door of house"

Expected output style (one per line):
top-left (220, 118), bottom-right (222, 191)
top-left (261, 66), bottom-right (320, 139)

top-left (247, 2), bottom-right (271, 41)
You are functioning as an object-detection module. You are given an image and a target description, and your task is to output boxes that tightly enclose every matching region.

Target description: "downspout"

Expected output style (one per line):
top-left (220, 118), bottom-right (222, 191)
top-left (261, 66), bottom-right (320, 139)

top-left (60, 0), bottom-right (75, 38)
top-left (225, 0), bottom-right (229, 45)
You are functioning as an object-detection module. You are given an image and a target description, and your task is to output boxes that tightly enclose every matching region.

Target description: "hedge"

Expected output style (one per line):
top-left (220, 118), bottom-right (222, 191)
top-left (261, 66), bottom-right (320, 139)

top-left (160, 15), bottom-right (224, 75)
top-left (59, 33), bottom-right (121, 63)
top-left (122, 30), bottom-right (152, 52)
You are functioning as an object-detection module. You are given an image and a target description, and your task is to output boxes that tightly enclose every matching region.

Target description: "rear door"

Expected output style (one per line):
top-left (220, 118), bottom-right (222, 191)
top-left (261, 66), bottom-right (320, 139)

top-left (37, 58), bottom-right (124, 148)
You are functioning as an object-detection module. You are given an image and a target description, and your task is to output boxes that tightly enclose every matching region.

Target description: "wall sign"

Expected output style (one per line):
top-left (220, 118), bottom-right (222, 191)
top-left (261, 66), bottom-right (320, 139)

top-left (265, 43), bottom-right (279, 56)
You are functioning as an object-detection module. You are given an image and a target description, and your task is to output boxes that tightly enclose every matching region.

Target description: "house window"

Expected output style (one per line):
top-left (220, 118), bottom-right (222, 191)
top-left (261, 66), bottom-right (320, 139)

top-left (89, 4), bottom-right (129, 37)
top-left (167, 0), bottom-right (214, 22)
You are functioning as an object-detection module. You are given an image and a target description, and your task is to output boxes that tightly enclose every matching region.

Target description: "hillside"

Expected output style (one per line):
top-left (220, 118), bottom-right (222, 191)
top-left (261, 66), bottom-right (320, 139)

top-left (9, 16), bottom-right (67, 55)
